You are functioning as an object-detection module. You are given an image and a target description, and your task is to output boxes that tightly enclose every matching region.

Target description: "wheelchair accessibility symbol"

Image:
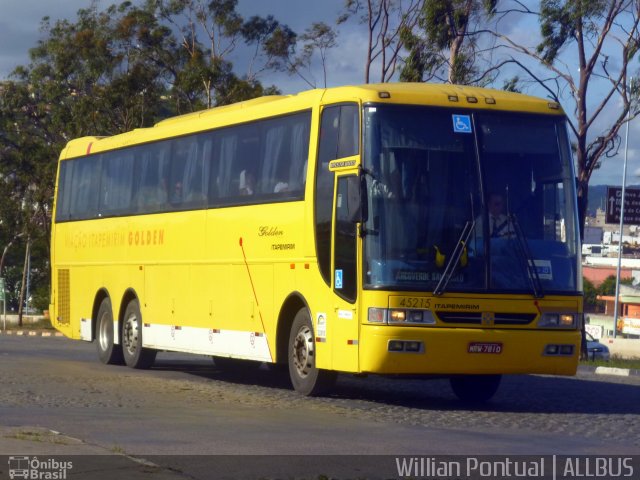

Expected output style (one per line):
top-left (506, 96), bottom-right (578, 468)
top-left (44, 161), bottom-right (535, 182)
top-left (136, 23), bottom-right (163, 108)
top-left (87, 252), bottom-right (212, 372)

top-left (452, 114), bottom-right (472, 133)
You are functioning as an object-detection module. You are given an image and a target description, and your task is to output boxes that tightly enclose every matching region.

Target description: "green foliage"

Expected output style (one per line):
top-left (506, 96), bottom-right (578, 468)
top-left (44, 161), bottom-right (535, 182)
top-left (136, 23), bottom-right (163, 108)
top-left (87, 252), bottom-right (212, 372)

top-left (598, 275), bottom-right (634, 297)
top-left (400, 0), bottom-right (498, 85)
top-left (502, 76), bottom-right (521, 93)
top-left (583, 276), bottom-right (598, 309)
top-left (0, 0), bottom-right (298, 310)
top-left (286, 22), bottom-right (337, 88)
top-left (537, 0), bottom-right (610, 64)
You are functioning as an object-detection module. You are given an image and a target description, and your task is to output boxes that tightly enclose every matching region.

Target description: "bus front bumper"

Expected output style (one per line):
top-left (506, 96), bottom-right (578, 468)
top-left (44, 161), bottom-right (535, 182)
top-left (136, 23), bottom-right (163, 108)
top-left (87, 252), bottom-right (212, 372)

top-left (359, 325), bottom-right (580, 375)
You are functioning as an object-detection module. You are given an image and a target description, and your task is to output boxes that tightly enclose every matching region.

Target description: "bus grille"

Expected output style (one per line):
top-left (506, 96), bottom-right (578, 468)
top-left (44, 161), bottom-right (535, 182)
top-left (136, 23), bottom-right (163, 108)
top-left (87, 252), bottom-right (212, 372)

top-left (436, 312), bottom-right (536, 325)
top-left (57, 269), bottom-right (70, 325)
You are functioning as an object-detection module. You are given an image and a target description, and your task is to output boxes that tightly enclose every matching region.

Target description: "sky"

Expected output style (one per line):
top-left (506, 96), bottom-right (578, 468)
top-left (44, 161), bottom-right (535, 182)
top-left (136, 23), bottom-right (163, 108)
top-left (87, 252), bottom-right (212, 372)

top-left (0, 0), bottom-right (637, 187)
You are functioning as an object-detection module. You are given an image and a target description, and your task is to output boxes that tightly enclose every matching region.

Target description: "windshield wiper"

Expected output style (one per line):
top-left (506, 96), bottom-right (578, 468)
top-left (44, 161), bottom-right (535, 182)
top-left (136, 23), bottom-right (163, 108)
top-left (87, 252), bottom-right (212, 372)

top-left (433, 220), bottom-right (475, 296)
top-left (509, 214), bottom-right (544, 298)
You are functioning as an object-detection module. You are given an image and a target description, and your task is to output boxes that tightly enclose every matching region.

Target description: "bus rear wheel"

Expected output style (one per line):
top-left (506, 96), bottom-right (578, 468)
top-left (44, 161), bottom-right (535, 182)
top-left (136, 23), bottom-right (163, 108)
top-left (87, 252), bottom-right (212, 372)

top-left (449, 374), bottom-right (501, 403)
top-left (122, 299), bottom-right (156, 369)
top-left (288, 308), bottom-right (336, 396)
top-left (96, 297), bottom-right (124, 365)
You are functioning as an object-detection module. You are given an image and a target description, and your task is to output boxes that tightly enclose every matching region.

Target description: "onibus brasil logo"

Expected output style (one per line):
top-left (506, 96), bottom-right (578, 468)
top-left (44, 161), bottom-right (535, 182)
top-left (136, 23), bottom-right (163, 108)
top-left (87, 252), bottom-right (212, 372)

top-left (8, 456), bottom-right (72, 479)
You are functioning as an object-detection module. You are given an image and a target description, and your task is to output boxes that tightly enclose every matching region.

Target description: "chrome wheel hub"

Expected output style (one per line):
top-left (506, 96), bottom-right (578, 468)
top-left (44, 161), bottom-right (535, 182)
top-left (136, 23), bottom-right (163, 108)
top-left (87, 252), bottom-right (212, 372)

top-left (292, 325), bottom-right (314, 378)
top-left (123, 313), bottom-right (139, 356)
top-left (98, 313), bottom-right (110, 351)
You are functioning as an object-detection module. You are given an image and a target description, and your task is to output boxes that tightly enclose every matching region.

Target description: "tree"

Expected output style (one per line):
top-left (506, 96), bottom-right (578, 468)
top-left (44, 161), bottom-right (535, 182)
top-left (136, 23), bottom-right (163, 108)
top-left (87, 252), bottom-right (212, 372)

top-left (583, 276), bottom-right (598, 311)
top-left (339, 0), bottom-right (423, 83)
top-left (0, 0), bottom-right (298, 314)
top-left (0, 2), bottom-right (176, 314)
top-left (152, 0), bottom-right (295, 109)
top-left (400, 0), bottom-right (499, 84)
top-left (495, 0), bottom-right (640, 239)
top-left (598, 274), bottom-right (633, 297)
top-left (284, 22), bottom-right (338, 88)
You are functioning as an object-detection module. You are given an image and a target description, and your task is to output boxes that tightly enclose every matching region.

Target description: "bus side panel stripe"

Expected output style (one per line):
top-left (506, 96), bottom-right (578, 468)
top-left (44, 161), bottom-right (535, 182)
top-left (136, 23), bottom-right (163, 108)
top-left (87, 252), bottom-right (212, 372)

top-left (142, 324), bottom-right (271, 362)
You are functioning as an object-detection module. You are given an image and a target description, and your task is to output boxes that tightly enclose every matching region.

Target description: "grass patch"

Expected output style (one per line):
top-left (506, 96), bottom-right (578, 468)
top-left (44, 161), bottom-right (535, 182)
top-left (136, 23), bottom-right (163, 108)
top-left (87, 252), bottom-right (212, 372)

top-left (111, 444), bottom-right (126, 454)
top-left (5, 316), bottom-right (54, 330)
top-left (6, 430), bottom-right (72, 445)
top-left (581, 355), bottom-right (640, 370)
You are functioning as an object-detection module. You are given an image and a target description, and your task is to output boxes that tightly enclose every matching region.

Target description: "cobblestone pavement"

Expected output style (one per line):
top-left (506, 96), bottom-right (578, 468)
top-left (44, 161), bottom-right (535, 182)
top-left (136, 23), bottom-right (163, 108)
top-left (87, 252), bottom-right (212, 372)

top-left (1, 335), bottom-right (639, 456)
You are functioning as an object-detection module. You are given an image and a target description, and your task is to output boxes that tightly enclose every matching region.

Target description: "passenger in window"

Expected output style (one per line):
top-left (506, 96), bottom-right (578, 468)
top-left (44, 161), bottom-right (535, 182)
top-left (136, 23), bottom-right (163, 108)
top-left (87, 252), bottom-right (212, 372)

top-left (170, 181), bottom-right (183, 204)
top-left (239, 170), bottom-right (255, 195)
top-left (274, 181), bottom-right (289, 193)
top-left (135, 178), bottom-right (167, 210)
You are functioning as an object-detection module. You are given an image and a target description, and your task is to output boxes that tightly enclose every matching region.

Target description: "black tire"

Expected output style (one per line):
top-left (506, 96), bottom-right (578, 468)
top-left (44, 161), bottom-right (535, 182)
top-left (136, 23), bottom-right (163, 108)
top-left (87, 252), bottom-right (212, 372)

top-left (288, 308), bottom-right (337, 396)
top-left (122, 299), bottom-right (156, 369)
top-left (96, 297), bottom-right (124, 365)
top-left (450, 374), bottom-right (502, 403)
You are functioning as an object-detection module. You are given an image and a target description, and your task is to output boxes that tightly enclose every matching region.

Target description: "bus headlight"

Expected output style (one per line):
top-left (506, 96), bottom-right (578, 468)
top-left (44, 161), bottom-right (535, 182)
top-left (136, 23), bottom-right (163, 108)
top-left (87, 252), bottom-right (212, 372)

top-left (368, 308), bottom-right (387, 323)
top-left (368, 308), bottom-right (436, 325)
top-left (538, 313), bottom-right (576, 328)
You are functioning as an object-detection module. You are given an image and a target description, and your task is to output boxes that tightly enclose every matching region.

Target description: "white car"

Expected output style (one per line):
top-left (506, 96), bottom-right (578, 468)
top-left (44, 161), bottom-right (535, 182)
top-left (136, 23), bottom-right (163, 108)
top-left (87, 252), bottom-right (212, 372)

top-left (586, 332), bottom-right (610, 361)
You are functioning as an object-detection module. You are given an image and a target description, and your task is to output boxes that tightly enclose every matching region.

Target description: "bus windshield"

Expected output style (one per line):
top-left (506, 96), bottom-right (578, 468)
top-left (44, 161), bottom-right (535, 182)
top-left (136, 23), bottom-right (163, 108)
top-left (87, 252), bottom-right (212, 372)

top-left (363, 105), bottom-right (580, 294)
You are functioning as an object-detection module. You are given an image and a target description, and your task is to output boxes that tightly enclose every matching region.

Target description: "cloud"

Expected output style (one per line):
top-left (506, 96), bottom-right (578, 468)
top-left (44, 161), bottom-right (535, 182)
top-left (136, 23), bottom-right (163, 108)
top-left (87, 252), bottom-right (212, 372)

top-left (0, 0), bottom-right (95, 78)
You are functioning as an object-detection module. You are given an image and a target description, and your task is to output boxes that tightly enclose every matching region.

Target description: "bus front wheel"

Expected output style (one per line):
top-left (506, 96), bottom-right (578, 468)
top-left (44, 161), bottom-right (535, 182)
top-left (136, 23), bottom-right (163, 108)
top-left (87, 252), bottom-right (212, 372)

top-left (96, 297), bottom-right (124, 365)
top-left (449, 374), bottom-right (501, 403)
top-left (288, 308), bottom-right (336, 396)
top-left (122, 299), bottom-right (156, 369)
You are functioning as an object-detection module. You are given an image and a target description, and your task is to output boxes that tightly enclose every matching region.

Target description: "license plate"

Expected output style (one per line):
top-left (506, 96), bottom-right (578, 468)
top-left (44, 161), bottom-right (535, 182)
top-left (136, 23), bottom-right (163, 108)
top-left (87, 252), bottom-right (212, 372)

top-left (468, 342), bottom-right (503, 354)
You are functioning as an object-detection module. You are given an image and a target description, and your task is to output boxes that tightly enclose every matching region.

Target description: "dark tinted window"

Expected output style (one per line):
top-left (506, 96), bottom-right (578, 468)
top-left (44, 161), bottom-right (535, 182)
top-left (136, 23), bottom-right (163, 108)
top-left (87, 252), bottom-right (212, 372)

top-left (334, 176), bottom-right (358, 302)
top-left (315, 103), bottom-right (359, 285)
top-left (54, 110), bottom-right (311, 222)
top-left (68, 155), bottom-right (100, 220)
top-left (132, 143), bottom-right (170, 213)
top-left (55, 161), bottom-right (73, 221)
top-left (100, 151), bottom-right (134, 216)
top-left (211, 112), bottom-right (310, 205)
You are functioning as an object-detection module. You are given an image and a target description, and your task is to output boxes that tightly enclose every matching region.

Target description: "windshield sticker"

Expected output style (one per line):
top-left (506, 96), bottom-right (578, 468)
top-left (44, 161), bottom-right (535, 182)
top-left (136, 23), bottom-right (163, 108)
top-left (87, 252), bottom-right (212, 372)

top-left (335, 269), bottom-right (343, 289)
top-left (534, 260), bottom-right (553, 280)
top-left (395, 270), bottom-right (464, 283)
top-left (452, 114), bottom-right (472, 133)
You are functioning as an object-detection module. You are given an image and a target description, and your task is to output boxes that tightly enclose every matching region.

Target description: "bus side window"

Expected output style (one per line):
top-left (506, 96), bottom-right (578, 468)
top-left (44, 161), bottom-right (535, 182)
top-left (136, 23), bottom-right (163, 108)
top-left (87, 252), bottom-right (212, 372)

top-left (100, 151), bottom-right (134, 216)
top-left (315, 103), bottom-right (359, 287)
top-left (258, 111), bottom-right (310, 197)
top-left (214, 131), bottom-right (238, 200)
top-left (56, 160), bottom-right (73, 222)
top-left (334, 176), bottom-right (358, 302)
top-left (337, 105), bottom-right (358, 158)
top-left (170, 136), bottom-right (206, 208)
top-left (205, 131), bottom-right (220, 204)
top-left (69, 155), bottom-right (100, 219)
top-left (133, 143), bottom-right (169, 213)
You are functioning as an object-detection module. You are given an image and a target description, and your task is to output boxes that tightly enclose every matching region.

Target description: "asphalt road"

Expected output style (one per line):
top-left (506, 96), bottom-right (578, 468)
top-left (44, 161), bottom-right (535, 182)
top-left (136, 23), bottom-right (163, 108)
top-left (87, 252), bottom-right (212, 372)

top-left (1, 334), bottom-right (639, 478)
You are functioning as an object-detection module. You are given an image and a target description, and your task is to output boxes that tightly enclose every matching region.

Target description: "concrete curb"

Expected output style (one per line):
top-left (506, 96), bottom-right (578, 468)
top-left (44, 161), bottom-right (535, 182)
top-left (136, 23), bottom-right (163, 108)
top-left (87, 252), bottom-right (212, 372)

top-left (1, 330), bottom-right (64, 337)
top-left (577, 364), bottom-right (640, 377)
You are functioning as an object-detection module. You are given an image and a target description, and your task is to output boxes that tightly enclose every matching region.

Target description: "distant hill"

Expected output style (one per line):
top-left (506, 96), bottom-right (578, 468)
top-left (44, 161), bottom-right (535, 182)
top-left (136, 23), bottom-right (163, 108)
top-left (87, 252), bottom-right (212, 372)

top-left (587, 184), bottom-right (640, 215)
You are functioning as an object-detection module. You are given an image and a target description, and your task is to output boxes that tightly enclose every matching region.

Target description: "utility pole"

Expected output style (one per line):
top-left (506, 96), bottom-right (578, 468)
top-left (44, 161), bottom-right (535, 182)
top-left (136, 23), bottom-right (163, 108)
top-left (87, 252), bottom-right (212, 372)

top-left (613, 82), bottom-right (632, 340)
top-left (17, 236), bottom-right (30, 327)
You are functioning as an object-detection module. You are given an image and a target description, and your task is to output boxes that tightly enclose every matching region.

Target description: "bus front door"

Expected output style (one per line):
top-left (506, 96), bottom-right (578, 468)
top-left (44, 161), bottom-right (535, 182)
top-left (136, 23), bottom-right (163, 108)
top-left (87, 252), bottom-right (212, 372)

top-left (331, 174), bottom-right (360, 372)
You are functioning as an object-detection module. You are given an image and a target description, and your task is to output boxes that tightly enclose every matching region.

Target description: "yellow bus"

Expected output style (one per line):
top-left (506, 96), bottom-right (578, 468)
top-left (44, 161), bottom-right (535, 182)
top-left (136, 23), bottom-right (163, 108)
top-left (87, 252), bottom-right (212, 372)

top-left (50, 83), bottom-right (582, 402)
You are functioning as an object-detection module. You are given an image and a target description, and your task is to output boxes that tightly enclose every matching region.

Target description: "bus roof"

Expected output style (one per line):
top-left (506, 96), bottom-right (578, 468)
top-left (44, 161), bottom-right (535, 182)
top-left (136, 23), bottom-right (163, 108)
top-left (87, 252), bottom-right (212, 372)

top-left (60, 83), bottom-right (564, 160)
